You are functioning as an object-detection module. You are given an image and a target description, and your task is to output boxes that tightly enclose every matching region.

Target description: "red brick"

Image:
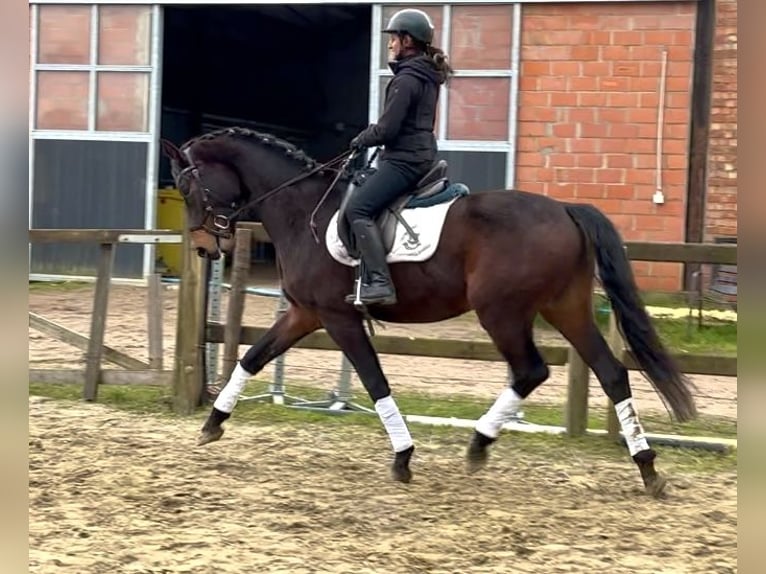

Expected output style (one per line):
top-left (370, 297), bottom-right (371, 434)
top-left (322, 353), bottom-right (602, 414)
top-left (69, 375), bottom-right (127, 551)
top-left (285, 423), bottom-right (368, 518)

top-left (539, 77), bottom-right (568, 91)
top-left (550, 153), bottom-right (576, 167)
top-left (605, 184), bottom-right (635, 199)
top-left (575, 184), bottom-right (606, 198)
top-left (609, 124), bottom-right (640, 139)
top-left (556, 168), bottom-right (595, 184)
top-left (550, 92), bottom-right (577, 106)
top-left (522, 61), bottom-right (550, 76)
top-left (611, 31), bottom-right (643, 45)
top-left (580, 123), bottom-right (609, 138)
top-left (523, 92), bottom-right (551, 106)
top-left (606, 155), bottom-right (634, 169)
top-left (599, 77), bottom-right (631, 91)
top-left (568, 76), bottom-right (599, 91)
top-left (551, 61), bottom-right (581, 75)
top-left (598, 108), bottom-right (627, 123)
top-left (596, 169), bottom-right (625, 184)
top-left (613, 62), bottom-right (642, 76)
top-left (516, 152), bottom-right (544, 168)
top-left (569, 139), bottom-right (600, 153)
top-left (608, 92), bottom-right (639, 108)
top-left (579, 93), bottom-right (608, 106)
top-left (552, 123), bottom-right (577, 138)
top-left (571, 45), bottom-right (600, 60)
top-left (577, 154), bottom-right (603, 168)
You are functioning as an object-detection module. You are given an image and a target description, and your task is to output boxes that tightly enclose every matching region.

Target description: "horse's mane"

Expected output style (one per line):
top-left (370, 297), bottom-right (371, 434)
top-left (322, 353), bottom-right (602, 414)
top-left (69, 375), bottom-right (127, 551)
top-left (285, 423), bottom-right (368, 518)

top-left (184, 126), bottom-right (321, 172)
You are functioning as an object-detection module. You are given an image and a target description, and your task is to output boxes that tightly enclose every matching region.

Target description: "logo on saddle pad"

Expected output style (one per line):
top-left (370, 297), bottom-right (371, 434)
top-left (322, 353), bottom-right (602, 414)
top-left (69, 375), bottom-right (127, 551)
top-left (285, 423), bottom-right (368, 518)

top-left (326, 198), bottom-right (459, 267)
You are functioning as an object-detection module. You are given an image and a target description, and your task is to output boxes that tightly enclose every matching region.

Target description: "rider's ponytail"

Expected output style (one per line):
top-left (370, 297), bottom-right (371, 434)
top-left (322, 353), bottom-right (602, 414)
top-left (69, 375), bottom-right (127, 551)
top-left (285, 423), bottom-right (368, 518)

top-left (425, 45), bottom-right (454, 83)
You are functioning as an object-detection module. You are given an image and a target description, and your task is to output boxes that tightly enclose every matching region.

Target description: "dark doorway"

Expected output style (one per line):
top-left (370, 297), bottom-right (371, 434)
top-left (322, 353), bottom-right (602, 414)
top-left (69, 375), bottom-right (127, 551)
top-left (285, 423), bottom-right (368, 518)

top-left (159, 4), bottom-right (371, 266)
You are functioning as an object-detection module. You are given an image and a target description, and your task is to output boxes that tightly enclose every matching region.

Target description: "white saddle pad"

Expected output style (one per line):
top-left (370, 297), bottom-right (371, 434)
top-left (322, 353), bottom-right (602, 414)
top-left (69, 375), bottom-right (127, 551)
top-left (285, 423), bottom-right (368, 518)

top-left (325, 198), bottom-right (458, 267)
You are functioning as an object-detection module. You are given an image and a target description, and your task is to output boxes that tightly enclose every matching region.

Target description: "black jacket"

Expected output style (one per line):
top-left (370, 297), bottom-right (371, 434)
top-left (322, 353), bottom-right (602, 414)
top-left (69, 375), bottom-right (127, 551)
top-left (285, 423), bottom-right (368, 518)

top-left (355, 55), bottom-right (445, 168)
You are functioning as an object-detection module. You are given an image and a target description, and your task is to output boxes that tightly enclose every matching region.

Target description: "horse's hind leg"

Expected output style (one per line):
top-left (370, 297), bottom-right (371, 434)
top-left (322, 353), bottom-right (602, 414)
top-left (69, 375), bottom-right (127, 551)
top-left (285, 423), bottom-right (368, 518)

top-left (198, 304), bottom-right (320, 446)
top-left (541, 282), bottom-right (666, 497)
top-left (466, 307), bottom-right (550, 472)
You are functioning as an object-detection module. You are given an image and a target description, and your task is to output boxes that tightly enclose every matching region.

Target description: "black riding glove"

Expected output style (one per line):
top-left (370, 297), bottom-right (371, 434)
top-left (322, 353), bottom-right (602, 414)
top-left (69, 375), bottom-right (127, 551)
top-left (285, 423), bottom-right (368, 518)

top-left (349, 135), bottom-right (367, 151)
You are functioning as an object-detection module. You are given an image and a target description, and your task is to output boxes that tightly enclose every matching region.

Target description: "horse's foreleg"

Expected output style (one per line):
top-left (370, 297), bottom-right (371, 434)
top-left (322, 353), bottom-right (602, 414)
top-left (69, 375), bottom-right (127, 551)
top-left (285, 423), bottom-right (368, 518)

top-left (319, 311), bottom-right (415, 483)
top-left (198, 304), bottom-right (320, 446)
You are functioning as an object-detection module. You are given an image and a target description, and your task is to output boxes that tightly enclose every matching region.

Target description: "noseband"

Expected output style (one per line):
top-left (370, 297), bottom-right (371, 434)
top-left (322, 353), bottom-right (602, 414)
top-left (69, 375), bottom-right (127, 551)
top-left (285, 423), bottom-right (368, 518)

top-left (176, 147), bottom-right (355, 240)
top-left (177, 163), bottom-right (238, 238)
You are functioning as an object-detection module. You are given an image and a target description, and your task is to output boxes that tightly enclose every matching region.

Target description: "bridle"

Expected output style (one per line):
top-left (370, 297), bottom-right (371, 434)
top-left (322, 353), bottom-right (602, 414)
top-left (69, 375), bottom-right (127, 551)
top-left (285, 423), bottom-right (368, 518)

top-left (176, 147), bottom-right (357, 240)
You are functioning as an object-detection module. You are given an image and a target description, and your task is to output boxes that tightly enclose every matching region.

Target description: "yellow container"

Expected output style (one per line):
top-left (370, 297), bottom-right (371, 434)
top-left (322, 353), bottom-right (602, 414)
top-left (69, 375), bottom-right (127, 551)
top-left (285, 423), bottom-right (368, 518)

top-left (156, 187), bottom-right (185, 276)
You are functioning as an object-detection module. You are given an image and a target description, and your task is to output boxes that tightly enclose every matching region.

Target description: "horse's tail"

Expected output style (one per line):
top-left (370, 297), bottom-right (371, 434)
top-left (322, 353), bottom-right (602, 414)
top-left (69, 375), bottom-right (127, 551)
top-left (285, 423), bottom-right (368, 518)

top-left (564, 203), bottom-right (697, 422)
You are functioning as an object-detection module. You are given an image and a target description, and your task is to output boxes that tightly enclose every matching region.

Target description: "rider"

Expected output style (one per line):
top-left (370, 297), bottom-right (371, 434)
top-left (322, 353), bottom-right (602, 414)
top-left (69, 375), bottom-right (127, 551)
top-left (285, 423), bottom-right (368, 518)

top-left (345, 8), bottom-right (453, 306)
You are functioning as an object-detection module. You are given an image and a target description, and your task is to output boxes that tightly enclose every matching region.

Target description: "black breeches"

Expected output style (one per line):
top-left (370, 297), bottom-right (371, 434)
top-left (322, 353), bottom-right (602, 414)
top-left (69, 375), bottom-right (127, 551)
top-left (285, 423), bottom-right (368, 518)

top-left (344, 160), bottom-right (423, 223)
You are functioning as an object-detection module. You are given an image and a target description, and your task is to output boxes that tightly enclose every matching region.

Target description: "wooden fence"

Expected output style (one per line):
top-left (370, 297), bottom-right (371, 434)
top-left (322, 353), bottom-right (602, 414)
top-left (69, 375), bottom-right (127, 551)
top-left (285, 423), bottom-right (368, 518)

top-left (28, 226), bottom-right (737, 440)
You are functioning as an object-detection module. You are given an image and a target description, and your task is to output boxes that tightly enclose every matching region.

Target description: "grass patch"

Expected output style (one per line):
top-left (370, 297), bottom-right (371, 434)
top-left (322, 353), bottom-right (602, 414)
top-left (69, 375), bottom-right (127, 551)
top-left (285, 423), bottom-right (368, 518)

top-left (531, 294), bottom-right (737, 357)
top-left (29, 380), bottom-right (737, 475)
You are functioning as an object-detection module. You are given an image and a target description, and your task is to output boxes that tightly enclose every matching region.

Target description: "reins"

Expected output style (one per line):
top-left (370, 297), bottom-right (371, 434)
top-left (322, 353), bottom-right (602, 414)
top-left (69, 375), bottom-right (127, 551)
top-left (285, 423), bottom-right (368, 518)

top-left (228, 148), bottom-right (354, 222)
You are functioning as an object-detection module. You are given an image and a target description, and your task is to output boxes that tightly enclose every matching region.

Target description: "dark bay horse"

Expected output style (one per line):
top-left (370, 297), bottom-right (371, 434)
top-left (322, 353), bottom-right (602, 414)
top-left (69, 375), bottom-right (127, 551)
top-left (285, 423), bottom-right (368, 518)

top-left (160, 127), bottom-right (696, 497)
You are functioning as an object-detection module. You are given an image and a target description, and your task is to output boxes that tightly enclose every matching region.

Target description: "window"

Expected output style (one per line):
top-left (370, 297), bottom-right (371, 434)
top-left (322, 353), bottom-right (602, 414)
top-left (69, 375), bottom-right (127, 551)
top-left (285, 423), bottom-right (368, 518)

top-left (32, 4), bottom-right (155, 134)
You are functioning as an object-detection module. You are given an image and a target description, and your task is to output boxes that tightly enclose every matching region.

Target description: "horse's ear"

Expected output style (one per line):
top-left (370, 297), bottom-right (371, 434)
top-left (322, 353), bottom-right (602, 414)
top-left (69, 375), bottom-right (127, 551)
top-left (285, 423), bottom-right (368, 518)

top-left (160, 138), bottom-right (188, 166)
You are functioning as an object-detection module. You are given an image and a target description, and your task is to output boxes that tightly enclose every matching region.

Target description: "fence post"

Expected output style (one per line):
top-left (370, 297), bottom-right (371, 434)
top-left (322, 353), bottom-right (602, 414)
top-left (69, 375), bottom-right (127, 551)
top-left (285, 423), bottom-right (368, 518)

top-left (565, 345), bottom-right (589, 436)
top-left (206, 256), bottom-right (225, 385)
top-left (147, 272), bottom-right (163, 370)
top-left (173, 229), bottom-right (209, 414)
top-left (221, 226), bottom-right (251, 382)
top-left (605, 311), bottom-right (623, 441)
top-left (83, 242), bottom-right (115, 401)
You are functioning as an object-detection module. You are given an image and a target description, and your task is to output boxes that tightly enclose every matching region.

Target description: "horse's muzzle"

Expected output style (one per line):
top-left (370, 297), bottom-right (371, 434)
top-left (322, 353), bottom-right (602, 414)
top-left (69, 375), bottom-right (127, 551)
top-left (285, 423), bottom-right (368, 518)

top-left (196, 247), bottom-right (222, 260)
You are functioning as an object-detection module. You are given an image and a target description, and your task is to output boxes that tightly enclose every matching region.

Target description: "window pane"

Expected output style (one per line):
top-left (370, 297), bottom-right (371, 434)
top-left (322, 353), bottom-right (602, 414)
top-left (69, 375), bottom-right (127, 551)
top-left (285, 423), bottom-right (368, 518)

top-left (38, 5), bottom-right (91, 64)
top-left (447, 77), bottom-right (509, 140)
top-left (97, 72), bottom-right (149, 131)
top-left (36, 71), bottom-right (89, 130)
top-left (450, 5), bottom-right (513, 70)
top-left (379, 5), bottom-right (443, 70)
top-left (98, 6), bottom-right (152, 65)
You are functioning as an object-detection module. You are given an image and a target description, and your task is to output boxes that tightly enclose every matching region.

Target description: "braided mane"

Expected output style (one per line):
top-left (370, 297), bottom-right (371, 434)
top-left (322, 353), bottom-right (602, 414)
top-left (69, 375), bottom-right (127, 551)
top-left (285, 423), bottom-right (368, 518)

top-left (185, 126), bottom-right (320, 171)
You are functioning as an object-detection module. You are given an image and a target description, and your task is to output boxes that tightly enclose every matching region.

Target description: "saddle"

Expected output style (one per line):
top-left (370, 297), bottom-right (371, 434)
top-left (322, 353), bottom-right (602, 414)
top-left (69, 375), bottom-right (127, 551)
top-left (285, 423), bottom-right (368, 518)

top-left (337, 160), bottom-right (451, 258)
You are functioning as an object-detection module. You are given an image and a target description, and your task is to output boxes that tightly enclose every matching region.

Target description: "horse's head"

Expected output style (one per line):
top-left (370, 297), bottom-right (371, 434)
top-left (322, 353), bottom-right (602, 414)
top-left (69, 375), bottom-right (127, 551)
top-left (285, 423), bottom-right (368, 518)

top-left (160, 138), bottom-right (244, 259)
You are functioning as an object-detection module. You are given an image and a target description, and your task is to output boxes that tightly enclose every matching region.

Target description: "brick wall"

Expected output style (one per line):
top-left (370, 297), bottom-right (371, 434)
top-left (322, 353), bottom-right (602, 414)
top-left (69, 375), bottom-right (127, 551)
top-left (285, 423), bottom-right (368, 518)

top-left (704, 0), bottom-right (737, 239)
top-left (516, 2), bottom-right (696, 291)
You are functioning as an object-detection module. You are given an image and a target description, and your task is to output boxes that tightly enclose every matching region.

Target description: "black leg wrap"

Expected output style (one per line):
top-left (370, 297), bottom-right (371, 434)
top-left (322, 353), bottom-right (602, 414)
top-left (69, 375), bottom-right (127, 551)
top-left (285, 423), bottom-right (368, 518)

top-left (207, 407), bottom-right (230, 428)
top-left (472, 431), bottom-right (496, 449)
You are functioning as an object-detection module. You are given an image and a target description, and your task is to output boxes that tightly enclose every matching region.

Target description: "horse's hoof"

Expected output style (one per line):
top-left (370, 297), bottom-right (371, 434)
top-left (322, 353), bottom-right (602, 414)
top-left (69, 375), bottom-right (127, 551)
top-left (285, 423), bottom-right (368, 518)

top-left (644, 473), bottom-right (668, 499)
top-left (197, 426), bottom-right (224, 446)
top-left (466, 431), bottom-right (494, 473)
top-left (391, 445), bottom-right (414, 483)
top-left (466, 445), bottom-right (489, 474)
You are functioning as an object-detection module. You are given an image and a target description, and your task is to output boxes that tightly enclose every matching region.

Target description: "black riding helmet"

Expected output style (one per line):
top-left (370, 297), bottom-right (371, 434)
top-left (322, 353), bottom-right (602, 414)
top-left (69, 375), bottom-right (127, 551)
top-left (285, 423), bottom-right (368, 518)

top-left (382, 8), bottom-right (434, 45)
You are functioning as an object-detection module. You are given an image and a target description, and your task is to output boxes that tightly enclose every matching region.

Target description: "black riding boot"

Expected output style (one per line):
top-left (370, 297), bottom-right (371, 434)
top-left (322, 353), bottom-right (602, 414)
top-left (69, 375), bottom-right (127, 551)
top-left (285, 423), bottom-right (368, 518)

top-left (346, 218), bottom-right (397, 305)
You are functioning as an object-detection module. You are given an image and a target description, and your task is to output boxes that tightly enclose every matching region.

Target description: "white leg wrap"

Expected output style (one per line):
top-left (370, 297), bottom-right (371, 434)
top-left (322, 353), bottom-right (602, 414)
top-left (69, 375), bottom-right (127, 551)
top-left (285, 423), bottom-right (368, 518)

top-left (213, 363), bottom-right (253, 414)
top-left (374, 396), bottom-right (413, 453)
top-left (475, 388), bottom-right (523, 439)
top-left (614, 397), bottom-right (650, 456)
